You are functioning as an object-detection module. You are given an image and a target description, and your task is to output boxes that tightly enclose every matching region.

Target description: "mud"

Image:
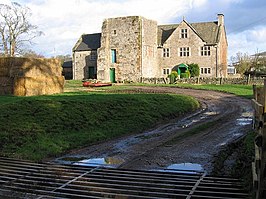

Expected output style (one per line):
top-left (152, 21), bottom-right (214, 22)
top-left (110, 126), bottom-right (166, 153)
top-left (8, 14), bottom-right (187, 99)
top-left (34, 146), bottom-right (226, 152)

top-left (53, 87), bottom-right (253, 174)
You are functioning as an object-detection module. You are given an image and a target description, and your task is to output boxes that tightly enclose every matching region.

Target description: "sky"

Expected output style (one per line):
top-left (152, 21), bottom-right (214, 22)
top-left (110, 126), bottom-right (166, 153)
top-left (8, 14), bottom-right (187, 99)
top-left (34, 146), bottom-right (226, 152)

top-left (1, 0), bottom-right (266, 61)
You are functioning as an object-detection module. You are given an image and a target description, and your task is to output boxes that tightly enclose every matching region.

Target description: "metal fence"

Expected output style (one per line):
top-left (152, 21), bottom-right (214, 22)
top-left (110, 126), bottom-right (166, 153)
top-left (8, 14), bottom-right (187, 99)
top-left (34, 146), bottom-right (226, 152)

top-left (0, 157), bottom-right (249, 199)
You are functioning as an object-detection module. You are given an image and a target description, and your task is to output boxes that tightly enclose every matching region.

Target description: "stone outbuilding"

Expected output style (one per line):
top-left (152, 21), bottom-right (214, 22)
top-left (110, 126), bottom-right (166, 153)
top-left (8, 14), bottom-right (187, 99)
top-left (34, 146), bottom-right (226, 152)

top-left (73, 14), bottom-right (227, 82)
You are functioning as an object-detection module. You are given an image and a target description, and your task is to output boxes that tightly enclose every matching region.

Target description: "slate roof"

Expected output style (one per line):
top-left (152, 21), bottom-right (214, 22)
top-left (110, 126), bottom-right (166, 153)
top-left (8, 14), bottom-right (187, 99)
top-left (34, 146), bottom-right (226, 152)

top-left (158, 21), bottom-right (219, 46)
top-left (62, 59), bottom-right (72, 68)
top-left (73, 33), bottom-right (101, 51)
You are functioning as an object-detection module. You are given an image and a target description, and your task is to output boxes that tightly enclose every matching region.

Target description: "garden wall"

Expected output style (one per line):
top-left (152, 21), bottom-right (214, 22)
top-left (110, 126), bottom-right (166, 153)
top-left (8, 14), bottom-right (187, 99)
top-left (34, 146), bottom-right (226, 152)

top-left (0, 57), bottom-right (65, 96)
top-left (140, 77), bottom-right (265, 85)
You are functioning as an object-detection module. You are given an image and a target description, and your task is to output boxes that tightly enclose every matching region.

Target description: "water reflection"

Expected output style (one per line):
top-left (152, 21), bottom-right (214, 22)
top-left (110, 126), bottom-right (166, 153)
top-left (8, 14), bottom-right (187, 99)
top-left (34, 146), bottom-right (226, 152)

top-left (236, 118), bottom-right (253, 126)
top-left (59, 156), bottom-right (124, 168)
top-left (164, 163), bottom-right (204, 174)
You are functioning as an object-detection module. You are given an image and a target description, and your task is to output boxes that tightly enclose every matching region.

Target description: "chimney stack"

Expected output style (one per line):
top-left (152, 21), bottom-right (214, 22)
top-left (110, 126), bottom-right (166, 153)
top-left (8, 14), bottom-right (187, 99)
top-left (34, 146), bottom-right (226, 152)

top-left (218, 14), bottom-right (224, 26)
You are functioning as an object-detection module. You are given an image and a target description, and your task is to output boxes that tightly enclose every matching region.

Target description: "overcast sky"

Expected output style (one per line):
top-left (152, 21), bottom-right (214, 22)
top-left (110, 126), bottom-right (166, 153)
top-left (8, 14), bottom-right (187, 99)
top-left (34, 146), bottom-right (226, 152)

top-left (1, 0), bottom-right (266, 60)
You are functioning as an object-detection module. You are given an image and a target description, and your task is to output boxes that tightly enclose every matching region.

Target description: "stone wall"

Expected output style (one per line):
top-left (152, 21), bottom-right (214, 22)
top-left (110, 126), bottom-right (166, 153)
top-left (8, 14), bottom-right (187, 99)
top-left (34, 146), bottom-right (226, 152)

top-left (141, 18), bottom-right (158, 78)
top-left (140, 77), bottom-right (264, 85)
top-left (97, 16), bottom-right (160, 82)
top-left (97, 16), bottom-right (142, 82)
top-left (73, 50), bottom-right (97, 80)
top-left (0, 57), bottom-right (64, 96)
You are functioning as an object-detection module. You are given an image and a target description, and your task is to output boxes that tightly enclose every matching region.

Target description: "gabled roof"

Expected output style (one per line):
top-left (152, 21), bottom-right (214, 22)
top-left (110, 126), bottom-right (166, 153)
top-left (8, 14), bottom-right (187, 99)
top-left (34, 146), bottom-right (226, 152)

top-left (73, 33), bottom-right (101, 51)
top-left (62, 58), bottom-right (72, 68)
top-left (158, 25), bottom-right (179, 46)
top-left (158, 21), bottom-right (219, 46)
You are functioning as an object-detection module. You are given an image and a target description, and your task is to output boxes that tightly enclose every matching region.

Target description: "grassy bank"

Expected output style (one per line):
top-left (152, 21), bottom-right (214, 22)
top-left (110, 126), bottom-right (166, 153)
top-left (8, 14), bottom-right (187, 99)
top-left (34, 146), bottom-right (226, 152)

top-left (0, 92), bottom-right (199, 161)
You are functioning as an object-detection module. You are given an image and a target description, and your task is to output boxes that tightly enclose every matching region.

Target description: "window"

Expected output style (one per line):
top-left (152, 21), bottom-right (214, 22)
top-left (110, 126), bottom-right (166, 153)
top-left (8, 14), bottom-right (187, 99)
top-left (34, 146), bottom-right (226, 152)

top-left (90, 50), bottom-right (97, 60)
top-left (163, 48), bottom-right (170, 57)
top-left (163, 68), bottom-right (170, 75)
top-left (179, 47), bottom-right (190, 57)
top-left (201, 67), bottom-right (211, 74)
top-left (201, 46), bottom-right (211, 56)
top-left (181, 29), bottom-right (188, 38)
top-left (111, 49), bottom-right (117, 63)
top-left (113, 30), bottom-right (117, 35)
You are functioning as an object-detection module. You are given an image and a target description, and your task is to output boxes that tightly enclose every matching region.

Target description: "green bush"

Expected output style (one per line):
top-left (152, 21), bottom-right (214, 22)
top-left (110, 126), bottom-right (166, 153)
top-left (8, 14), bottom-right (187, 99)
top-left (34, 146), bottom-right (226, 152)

top-left (188, 63), bottom-right (200, 77)
top-left (180, 70), bottom-right (191, 78)
top-left (169, 71), bottom-right (178, 84)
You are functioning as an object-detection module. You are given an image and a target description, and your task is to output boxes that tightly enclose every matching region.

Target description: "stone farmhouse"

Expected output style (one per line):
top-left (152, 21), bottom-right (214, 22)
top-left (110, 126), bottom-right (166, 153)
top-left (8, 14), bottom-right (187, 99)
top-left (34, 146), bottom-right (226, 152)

top-left (73, 14), bottom-right (227, 82)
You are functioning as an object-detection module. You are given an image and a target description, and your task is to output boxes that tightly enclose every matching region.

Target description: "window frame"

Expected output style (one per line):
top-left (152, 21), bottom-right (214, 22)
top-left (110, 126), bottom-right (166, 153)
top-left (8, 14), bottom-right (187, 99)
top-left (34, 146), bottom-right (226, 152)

top-left (163, 68), bottom-right (170, 75)
top-left (201, 46), bottom-right (211, 56)
top-left (179, 47), bottom-right (190, 57)
top-left (201, 67), bottom-right (211, 74)
top-left (111, 49), bottom-right (117, 63)
top-left (163, 48), bottom-right (170, 57)
top-left (180, 29), bottom-right (188, 39)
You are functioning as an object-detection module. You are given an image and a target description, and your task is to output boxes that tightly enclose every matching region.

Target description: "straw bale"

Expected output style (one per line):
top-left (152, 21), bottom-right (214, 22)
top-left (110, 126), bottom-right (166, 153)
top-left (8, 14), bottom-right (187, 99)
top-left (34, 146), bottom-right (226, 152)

top-left (0, 76), bottom-right (13, 86)
top-left (9, 58), bottom-right (62, 77)
top-left (13, 77), bottom-right (26, 96)
top-left (0, 57), bottom-right (64, 96)
top-left (0, 57), bottom-right (12, 76)
top-left (0, 86), bottom-right (13, 95)
top-left (13, 76), bottom-right (65, 96)
top-left (45, 76), bottom-right (65, 94)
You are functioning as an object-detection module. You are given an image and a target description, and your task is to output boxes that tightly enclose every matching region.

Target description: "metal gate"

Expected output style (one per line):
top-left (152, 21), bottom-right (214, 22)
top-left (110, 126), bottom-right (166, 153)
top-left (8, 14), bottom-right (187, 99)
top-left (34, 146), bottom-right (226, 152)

top-left (0, 157), bottom-right (248, 199)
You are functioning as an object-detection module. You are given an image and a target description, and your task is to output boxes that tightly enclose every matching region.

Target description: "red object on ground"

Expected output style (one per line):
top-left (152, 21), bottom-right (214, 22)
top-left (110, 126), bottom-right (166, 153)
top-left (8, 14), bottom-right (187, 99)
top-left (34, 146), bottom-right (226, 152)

top-left (83, 81), bottom-right (112, 87)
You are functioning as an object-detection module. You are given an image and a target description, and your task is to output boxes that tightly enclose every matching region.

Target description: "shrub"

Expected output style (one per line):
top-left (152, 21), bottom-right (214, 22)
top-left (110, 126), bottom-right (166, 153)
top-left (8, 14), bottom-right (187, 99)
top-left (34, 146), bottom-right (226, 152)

top-left (169, 71), bottom-right (178, 84)
top-left (188, 63), bottom-right (200, 77)
top-left (180, 70), bottom-right (191, 78)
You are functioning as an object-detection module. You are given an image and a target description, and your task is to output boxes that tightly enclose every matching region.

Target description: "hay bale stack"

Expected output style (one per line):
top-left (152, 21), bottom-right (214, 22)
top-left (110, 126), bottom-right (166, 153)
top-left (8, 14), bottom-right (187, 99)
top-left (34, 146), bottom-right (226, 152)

top-left (0, 57), bottom-right (65, 96)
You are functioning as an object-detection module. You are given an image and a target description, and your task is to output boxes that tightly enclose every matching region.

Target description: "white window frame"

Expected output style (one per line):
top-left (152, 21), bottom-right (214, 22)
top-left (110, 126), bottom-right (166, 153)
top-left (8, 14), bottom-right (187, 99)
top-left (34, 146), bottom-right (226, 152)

top-left (201, 67), bottom-right (211, 74)
top-left (163, 48), bottom-right (170, 57)
top-left (163, 68), bottom-right (170, 75)
top-left (179, 47), bottom-right (190, 57)
top-left (201, 46), bottom-right (211, 56)
top-left (181, 29), bottom-right (188, 38)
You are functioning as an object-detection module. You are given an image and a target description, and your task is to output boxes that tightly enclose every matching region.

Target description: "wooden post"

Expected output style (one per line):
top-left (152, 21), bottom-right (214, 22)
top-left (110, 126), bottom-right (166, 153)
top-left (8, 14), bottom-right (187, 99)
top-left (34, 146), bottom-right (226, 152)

top-left (252, 80), bottom-right (266, 199)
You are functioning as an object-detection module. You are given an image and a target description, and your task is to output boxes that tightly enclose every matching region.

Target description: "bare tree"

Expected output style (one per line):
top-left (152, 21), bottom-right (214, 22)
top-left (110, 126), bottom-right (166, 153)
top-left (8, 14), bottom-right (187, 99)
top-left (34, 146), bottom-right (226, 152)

top-left (0, 2), bottom-right (43, 57)
top-left (231, 51), bottom-right (266, 76)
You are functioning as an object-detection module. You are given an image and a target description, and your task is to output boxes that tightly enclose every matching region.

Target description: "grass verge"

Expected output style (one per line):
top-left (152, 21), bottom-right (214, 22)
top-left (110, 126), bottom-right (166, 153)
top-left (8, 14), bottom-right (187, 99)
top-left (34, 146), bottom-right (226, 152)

top-left (93, 82), bottom-right (253, 99)
top-left (211, 131), bottom-right (256, 193)
top-left (0, 92), bottom-right (199, 161)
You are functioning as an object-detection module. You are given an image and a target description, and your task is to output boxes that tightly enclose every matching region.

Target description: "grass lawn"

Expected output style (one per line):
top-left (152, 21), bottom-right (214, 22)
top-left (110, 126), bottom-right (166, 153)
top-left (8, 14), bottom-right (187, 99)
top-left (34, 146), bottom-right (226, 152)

top-left (0, 80), bottom-right (254, 161)
top-left (0, 91), bottom-right (199, 161)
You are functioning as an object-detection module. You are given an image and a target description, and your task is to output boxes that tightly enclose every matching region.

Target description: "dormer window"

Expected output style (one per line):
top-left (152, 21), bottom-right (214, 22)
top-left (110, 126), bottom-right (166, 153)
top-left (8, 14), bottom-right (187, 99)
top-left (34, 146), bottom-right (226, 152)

top-left (181, 29), bottom-right (188, 38)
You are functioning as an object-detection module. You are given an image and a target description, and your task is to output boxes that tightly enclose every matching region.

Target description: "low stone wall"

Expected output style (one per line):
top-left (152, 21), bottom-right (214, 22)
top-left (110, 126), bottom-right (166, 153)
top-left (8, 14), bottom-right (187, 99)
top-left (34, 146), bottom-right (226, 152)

top-left (140, 77), bottom-right (264, 85)
top-left (0, 57), bottom-right (65, 96)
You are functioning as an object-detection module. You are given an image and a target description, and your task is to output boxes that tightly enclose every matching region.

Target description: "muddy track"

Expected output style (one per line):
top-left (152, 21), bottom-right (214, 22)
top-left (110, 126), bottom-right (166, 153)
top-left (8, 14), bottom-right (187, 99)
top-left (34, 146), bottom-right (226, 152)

top-left (54, 87), bottom-right (253, 174)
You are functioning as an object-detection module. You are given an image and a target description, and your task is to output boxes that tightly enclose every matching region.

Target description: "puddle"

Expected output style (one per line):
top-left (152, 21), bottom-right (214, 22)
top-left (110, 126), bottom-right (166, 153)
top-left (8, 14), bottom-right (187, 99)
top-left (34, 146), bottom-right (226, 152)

top-left (236, 118), bottom-right (253, 126)
top-left (58, 156), bottom-right (124, 168)
top-left (203, 111), bottom-right (218, 116)
top-left (162, 163), bottom-right (204, 174)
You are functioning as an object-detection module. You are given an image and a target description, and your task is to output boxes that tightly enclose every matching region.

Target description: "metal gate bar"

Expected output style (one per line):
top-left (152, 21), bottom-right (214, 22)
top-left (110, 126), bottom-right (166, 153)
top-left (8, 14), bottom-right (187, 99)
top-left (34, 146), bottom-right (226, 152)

top-left (0, 157), bottom-right (249, 199)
